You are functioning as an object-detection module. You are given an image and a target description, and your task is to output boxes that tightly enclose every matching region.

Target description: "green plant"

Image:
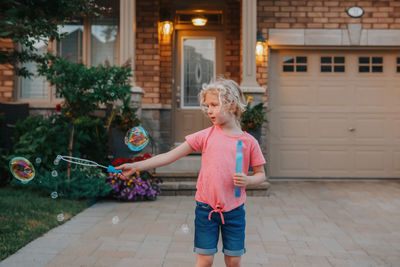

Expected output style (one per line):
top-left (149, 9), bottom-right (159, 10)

top-left (107, 96), bottom-right (140, 132)
top-left (11, 114), bottom-right (111, 199)
top-left (39, 54), bottom-right (133, 119)
top-left (240, 102), bottom-right (267, 131)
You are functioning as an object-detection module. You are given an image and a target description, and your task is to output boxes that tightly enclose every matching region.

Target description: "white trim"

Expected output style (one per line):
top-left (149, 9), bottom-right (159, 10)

top-left (240, 0), bottom-right (262, 91)
top-left (269, 28), bottom-right (400, 46)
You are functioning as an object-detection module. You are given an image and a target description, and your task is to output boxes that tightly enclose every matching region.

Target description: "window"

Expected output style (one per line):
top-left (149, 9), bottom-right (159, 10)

top-left (320, 56), bottom-right (345, 72)
top-left (282, 56), bottom-right (307, 72)
top-left (397, 57), bottom-right (400, 73)
top-left (18, 0), bottom-right (119, 104)
top-left (358, 56), bottom-right (383, 73)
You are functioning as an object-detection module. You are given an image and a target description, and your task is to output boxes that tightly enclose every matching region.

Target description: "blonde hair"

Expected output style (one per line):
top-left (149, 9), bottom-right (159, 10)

top-left (199, 77), bottom-right (247, 120)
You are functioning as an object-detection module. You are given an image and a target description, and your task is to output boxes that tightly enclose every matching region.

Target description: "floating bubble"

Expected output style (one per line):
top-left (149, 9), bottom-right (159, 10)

top-left (53, 159), bottom-right (60, 166)
top-left (51, 170), bottom-right (58, 177)
top-left (57, 213), bottom-right (64, 222)
top-left (124, 126), bottom-right (149, 151)
top-left (112, 216), bottom-right (119, 224)
top-left (35, 157), bottom-right (42, 165)
top-left (180, 224), bottom-right (190, 234)
top-left (56, 155), bottom-right (62, 161)
top-left (51, 192), bottom-right (58, 199)
top-left (9, 157), bottom-right (35, 183)
top-left (111, 92), bottom-right (115, 97)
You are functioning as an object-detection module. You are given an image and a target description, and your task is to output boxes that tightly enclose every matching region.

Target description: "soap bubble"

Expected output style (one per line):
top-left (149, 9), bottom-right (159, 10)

top-left (35, 157), bottom-right (42, 165)
top-left (180, 224), bottom-right (190, 234)
top-left (54, 159), bottom-right (60, 166)
top-left (9, 157), bottom-right (35, 183)
top-left (124, 126), bottom-right (149, 151)
top-left (51, 192), bottom-right (58, 199)
top-left (111, 92), bottom-right (115, 97)
top-left (112, 216), bottom-right (119, 224)
top-left (57, 213), bottom-right (64, 222)
top-left (51, 170), bottom-right (58, 177)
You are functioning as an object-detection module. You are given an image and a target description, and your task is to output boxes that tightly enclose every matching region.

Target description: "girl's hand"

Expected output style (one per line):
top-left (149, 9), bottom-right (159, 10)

top-left (115, 163), bottom-right (137, 177)
top-left (233, 173), bottom-right (251, 187)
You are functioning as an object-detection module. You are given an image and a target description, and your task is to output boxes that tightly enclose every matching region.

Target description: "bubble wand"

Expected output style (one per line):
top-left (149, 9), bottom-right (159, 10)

top-left (56, 155), bottom-right (122, 175)
top-left (235, 140), bottom-right (243, 198)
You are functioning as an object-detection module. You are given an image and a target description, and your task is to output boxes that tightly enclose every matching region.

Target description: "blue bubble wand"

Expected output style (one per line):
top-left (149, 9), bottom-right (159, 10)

top-left (56, 155), bottom-right (122, 175)
top-left (235, 140), bottom-right (243, 198)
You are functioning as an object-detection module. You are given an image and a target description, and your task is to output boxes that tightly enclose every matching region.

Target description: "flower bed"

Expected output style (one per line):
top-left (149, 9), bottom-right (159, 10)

top-left (108, 154), bottom-right (162, 201)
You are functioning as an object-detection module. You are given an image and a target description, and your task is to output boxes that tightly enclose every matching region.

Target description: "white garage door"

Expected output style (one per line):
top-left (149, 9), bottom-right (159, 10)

top-left (268, 50), bottom-right (400, 178)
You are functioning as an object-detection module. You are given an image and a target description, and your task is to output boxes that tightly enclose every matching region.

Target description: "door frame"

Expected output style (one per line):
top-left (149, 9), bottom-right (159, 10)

top-left (171, 29), bottom-right (225, 146)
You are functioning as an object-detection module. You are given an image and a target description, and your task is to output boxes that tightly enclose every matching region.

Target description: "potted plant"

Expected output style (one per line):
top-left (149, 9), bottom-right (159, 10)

top-left (240, 101), bottom-right (266, 142)
top-left (108, 154), bottom-right (162, 201)
top-left (107, 96), bottom-right (141, 158)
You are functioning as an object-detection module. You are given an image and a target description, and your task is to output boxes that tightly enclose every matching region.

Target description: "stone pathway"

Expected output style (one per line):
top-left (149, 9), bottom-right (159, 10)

top-left (1, 181), bottom-right (400, 266)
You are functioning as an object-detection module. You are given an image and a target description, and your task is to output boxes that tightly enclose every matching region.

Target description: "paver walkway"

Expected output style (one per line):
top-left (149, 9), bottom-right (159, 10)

top-left (1, 181), bottom-right (400, 267)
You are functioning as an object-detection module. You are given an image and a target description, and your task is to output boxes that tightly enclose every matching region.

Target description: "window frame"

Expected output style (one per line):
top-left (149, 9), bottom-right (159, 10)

top-left (16, 9), bottom-right (120, 108)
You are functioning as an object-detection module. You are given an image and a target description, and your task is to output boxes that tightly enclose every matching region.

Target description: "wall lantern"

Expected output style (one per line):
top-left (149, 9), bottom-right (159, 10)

top-left (192, 15), bottom-right (208, 26)
top-left (159, 9), bottom-right (173, 43)
top-left (255, 30), bottom-right (266, 57)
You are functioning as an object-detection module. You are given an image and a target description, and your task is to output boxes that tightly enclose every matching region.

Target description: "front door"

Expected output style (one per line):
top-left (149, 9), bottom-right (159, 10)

top-left (173, 30), bottom-right (224, 144)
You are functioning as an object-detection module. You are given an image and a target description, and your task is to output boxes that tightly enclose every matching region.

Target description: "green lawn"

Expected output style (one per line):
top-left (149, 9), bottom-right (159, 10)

top-left (0, 186), bottom-right (88, 260)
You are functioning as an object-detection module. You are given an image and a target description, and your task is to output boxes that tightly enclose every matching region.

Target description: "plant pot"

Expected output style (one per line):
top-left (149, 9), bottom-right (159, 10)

top-left (110, 128), bottom-right (139, 159)
top-left (248, 128), bottom-right (262, 144)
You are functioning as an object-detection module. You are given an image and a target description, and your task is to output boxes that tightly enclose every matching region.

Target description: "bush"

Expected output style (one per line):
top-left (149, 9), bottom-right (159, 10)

top-left (11, 114), bottom-right (111, 199)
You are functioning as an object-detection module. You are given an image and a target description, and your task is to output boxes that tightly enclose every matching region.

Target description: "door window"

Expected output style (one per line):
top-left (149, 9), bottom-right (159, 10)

top-left (182, 38), bottom-right (215, 108)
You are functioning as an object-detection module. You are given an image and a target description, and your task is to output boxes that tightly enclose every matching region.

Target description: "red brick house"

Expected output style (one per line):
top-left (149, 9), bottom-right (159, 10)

top-left (1, 0), bottom-right (400, 179)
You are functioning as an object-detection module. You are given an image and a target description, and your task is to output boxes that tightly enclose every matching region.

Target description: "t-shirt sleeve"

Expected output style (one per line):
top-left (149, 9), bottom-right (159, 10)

top-left (185, 128), bottom-right (208, 152)
top-left (250, 139), bottom-right (266, 167)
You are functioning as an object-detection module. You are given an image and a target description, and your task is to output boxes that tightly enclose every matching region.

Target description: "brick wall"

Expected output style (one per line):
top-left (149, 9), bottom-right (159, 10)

top-left (136, 0), bottom-right (160, 105)
top-left (225, 0), bottom-right (241, 84)
top-left (258, 0), bottom-right (400, 39)
top-left (0, 38), bottom-right (14, 102)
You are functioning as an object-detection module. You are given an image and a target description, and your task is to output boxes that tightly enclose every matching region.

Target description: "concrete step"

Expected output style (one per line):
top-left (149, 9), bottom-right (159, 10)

top-left (156, 155), bottom-right (201, 172)
top-left (159, 181), bottom-right (270, 196)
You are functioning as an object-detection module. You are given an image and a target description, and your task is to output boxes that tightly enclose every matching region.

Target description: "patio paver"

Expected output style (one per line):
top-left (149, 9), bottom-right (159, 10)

top-left (1, 181), bottom-right (400, 266)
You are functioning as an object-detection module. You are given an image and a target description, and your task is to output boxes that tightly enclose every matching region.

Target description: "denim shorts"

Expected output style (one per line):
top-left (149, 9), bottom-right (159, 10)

top-left (193, 201), bottom-right (246, 256)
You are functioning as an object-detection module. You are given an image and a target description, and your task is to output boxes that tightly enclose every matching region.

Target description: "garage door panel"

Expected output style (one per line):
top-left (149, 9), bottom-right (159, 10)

top-left (355, 84), bottom-right (386, 107)
top-left (279, 86), bottom-right (311, 106)
top-left (317, 148), bottom-right (352, 172)
top-left (355, 150), bottom-right (385, 171)
top-left (317, 85), bottom-right (353, 107)
top-left (316, 116), bottom-right (350, 139)
top-left (353, 118), bottom-right (386, 141)
top-left (280, 117), bottom-right (310, 138)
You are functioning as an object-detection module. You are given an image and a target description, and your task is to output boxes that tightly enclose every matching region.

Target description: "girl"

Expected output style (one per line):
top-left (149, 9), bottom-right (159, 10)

top-left (116, 78), bottom-right (266, 267)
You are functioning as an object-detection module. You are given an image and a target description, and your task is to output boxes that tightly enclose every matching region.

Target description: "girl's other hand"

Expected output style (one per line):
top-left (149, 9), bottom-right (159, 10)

top-left (233, 173), bottom-right (250, 187)
top-left (115, 163), bottom-right (137, 177)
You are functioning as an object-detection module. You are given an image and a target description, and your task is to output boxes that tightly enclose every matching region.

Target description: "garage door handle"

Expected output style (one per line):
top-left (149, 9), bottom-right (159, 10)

top-left (349, 127), bottom-right (356, 132)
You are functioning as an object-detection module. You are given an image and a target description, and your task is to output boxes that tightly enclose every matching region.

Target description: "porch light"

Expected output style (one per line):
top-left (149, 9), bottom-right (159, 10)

top-left (255, 30), bottom-right (266, 57)
top-left (159, 9), bottom-right (173, 43)
top-left (192, 15), bottom-right (207, 26)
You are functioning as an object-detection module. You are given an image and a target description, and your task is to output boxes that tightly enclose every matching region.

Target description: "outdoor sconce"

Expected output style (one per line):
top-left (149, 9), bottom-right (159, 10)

top-left (159, 9), bottom-right (173, 44)
top-left (192, 14), bottom-right (207, 26)
top-left (255, 30), bottom-right (266, 57)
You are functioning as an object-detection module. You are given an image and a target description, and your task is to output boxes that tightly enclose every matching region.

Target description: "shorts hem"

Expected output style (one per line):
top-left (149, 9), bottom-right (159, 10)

top-left (193, 247), bottom-right (218, 255)
top-left (222, 248), bottom-right (246, 256)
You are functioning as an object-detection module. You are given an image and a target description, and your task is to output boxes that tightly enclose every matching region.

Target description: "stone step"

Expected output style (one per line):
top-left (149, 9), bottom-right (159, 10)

top-left (155, 170), bottom-right (198, 181)
top-left (156, 155), bottom-right (201, 172)
top-left (159, 181), bottom-right (270, 196)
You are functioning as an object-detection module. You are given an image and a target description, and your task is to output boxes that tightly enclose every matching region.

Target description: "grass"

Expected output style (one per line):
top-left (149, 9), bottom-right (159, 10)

top-left (0, 186), bottom-right (88, 261)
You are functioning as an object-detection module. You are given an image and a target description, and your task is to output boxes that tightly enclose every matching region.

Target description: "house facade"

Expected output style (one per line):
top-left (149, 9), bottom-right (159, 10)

top-left (1, 0), bottom-right (400, 179)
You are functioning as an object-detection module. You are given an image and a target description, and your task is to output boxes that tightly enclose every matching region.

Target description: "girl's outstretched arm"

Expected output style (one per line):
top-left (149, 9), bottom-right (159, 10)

top-left (115, 141), bottom-right (193, 177)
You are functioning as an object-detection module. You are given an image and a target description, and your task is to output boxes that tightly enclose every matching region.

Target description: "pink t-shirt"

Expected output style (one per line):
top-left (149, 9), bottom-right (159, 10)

top-left (185, 125), bottom-right (266, 213)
